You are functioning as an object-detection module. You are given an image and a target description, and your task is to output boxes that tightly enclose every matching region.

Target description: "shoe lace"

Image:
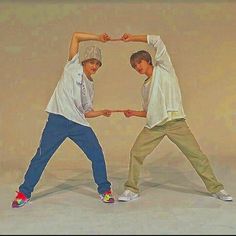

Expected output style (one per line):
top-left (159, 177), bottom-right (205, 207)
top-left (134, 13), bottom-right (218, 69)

top-left (124, 190), bottom-right (133, 196)
top-left (102, 190), bottom-right (113, 200)
top-left (103, 190), bottom-right (112, 195)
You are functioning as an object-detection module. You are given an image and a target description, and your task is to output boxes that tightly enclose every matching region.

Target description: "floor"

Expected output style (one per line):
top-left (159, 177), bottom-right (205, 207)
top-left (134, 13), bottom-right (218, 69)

top-left (1, 157), bottom-right (236, 235)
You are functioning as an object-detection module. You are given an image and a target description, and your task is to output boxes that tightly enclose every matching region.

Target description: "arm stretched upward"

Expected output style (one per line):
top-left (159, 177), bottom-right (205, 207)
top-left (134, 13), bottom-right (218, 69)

top-left (68, 32), bottom-right (110, 61)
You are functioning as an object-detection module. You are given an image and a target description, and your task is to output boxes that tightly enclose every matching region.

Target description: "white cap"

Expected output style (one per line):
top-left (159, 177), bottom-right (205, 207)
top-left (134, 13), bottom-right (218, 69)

top-left (80, 46), bottom-right (102, 65)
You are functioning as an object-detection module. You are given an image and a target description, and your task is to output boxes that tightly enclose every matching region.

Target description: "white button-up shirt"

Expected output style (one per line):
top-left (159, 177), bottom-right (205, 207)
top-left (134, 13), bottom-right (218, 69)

top-left (146, 35), bottom-right (186, 128)
top-left (45, 52), bottom-right (93, 127)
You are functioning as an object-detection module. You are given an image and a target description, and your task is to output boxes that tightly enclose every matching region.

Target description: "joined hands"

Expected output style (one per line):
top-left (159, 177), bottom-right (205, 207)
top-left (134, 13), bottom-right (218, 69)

top-left (99, 33), bottom-right (134, 42)
top-left (102, 109), bottom-right (135, 118)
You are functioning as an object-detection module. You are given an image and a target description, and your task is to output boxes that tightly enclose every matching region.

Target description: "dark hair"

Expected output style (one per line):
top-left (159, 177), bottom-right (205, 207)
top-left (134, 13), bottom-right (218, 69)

top-left (81, 58), bottom-right (102, 67)
top-left (130, 50), bottom-right (152, 68)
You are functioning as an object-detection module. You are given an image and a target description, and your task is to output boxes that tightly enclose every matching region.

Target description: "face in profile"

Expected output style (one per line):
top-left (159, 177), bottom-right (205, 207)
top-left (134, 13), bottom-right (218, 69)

top-left (83, 59), bottom-right (101, 76)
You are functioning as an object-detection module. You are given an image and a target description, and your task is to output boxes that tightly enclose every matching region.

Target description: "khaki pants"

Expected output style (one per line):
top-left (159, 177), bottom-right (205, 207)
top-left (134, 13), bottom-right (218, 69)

top-left (124, 119), bottom-right (224, 194)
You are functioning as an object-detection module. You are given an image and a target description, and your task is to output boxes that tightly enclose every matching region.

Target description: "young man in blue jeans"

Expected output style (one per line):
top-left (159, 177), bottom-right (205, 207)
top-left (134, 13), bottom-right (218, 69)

top-left (12, 32), bottom-right (115, 208)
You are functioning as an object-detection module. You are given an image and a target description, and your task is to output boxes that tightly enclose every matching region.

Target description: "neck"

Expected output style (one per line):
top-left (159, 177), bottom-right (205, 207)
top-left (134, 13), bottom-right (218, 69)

top-left (145, 65), bottom-right (153, 77)
top-left (83, 68), bottom-right (93, 81)
top-left (86, 74), bottom-right (93, 81)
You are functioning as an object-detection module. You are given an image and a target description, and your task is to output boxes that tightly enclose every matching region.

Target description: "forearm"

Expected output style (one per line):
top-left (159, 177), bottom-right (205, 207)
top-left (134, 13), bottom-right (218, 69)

top-left (130, 35), bottom-right (147, 43)
top-left (125, 110), bottom-right (147, 118)
top-left (73, 32), bottom-right (100, 43)
top-left (68, 32), bottom-right (100, 61)
top-left (85, 110), bottom-right (104, 118)
top-left (85, 109), bottom-right (111, 118)
top-left (133, 110), bottom-right (147, 117)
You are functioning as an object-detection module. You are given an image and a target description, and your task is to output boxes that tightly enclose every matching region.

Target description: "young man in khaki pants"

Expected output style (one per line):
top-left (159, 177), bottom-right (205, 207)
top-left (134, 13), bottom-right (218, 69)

top-left (118, 33), bottom-right (233, 202)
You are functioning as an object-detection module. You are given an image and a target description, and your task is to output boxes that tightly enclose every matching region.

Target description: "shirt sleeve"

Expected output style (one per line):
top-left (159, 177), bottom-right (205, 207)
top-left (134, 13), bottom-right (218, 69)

top-left (82, 101), bottom-right (93, 113)
top-left (80, 81), bottom-right (93, 113)
top-left (63, 50), bottom-right (83, 84)
top-left (65, 51), bottom-right (80, 69)
top-left (147, 35), bottom-right (173, 71)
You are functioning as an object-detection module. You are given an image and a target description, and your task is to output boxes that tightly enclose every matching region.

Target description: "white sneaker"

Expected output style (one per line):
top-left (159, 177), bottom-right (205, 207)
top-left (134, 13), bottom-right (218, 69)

top-left (212, 189), bottom-right (233, 201)
top-left (118, 189), bottom-right (139, 202)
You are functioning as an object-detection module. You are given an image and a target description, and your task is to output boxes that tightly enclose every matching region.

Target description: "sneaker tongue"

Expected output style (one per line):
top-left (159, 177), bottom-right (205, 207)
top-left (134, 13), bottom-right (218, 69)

top-left (17, 192), bottom-right (28, 200)
top-left (104, 190), bottom-right (111, 195)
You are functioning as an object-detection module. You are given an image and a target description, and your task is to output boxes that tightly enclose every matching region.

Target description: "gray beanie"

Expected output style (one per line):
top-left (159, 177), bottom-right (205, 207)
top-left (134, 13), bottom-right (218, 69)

top-left (80, 46), bottom-right (102, 65)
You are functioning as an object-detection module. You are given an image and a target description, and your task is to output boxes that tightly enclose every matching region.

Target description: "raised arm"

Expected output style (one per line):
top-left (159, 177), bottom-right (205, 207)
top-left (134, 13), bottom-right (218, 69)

top-left (147, 35), bottom-right (174, 71)
top-left (68, 32), bottom-right (110, 61)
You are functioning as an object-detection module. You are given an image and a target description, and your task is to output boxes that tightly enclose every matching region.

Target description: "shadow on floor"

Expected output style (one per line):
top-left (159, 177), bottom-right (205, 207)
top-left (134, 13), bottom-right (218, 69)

top-left (32, 154), bottom-right (210, 202)
top-left (31, 170), bottom-right (97, 202)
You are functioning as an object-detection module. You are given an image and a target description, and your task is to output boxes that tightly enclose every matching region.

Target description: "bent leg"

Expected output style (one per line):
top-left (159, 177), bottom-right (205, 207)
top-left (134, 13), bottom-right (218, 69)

top-left (167, 120), bottom-right (224, 193)
top-left (125, 126), bottom-right (165, 193)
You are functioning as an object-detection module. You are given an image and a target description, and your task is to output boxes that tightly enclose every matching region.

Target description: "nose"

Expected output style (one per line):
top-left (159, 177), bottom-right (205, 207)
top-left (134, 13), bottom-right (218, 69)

top-left (135, 64), bottom-right (141, 70)
top-left (92, 64), bottom-right (98, 70)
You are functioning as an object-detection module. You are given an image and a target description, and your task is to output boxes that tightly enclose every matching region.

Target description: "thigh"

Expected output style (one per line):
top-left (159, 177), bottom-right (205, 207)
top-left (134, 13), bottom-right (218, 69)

top-left (69, 124), bottom-right (103, 156)
top-left (131, 126), bottom-right (165, 157)
top-left (38, 114), bottom-right (68, 152)
top-left (167, 120), bottom-right (202, 155)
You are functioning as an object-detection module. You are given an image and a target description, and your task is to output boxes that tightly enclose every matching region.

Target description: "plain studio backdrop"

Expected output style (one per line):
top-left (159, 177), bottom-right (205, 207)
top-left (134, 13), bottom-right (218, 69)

top-left (0, 1), bottom-right (236, 235)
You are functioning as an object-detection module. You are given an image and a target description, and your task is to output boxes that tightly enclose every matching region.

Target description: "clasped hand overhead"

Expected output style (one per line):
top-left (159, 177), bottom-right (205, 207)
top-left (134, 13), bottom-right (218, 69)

top-left (98, 33), bottom-right (135, 42)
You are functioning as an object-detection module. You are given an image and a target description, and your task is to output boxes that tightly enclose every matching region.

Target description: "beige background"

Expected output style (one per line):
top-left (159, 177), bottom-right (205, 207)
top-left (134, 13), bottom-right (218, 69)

top-left (1, 0), bottom-right (236, 181)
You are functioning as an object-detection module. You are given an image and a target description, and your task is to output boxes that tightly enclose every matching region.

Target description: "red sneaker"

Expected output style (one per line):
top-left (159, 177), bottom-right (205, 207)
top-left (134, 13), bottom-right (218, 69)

top-left (99, 190), bottom-right (115, 203)
top-left (12, 191), bottom-right (29, 208)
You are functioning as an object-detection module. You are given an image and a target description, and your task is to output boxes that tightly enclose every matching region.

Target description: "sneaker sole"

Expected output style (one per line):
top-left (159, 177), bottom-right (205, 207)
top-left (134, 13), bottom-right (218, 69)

top-left (212, 194), bottom-right (233, 201)
top-left (118, 196), bottom-right (139, 202)
top-left (102, 200), bottom-right (115, 204)
top-left (12, 201), bottom-right (29, 208)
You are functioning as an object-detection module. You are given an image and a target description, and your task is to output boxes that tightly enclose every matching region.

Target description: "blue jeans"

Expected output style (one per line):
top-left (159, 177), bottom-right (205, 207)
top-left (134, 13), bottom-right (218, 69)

top-left (19, 113), bottom-right (111, 198)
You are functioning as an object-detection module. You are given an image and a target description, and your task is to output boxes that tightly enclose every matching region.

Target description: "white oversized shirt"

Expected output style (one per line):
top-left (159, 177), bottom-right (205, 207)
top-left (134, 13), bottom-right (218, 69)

top-left (141, 77), bottom-right (152, 111)
top-left (145, 35), bottom-right (186, 128)
top-left (45, 51), bottom-right (94, 127)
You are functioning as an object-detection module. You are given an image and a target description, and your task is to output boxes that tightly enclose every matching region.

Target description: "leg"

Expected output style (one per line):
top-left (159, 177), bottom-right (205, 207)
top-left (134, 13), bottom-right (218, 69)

top-left (167, 119), bottom-right (224, 193)
top-left (69, 123), bottom-right (111, 194)
top-left (125, 126), bottom-right (165, 193)
top-left (19, 114), bottom-right (67, 198)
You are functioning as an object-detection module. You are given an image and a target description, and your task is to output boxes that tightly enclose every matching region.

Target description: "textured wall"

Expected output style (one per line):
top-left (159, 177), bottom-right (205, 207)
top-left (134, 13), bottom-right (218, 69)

top-left (1, 0), bottom-right (235, 178)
